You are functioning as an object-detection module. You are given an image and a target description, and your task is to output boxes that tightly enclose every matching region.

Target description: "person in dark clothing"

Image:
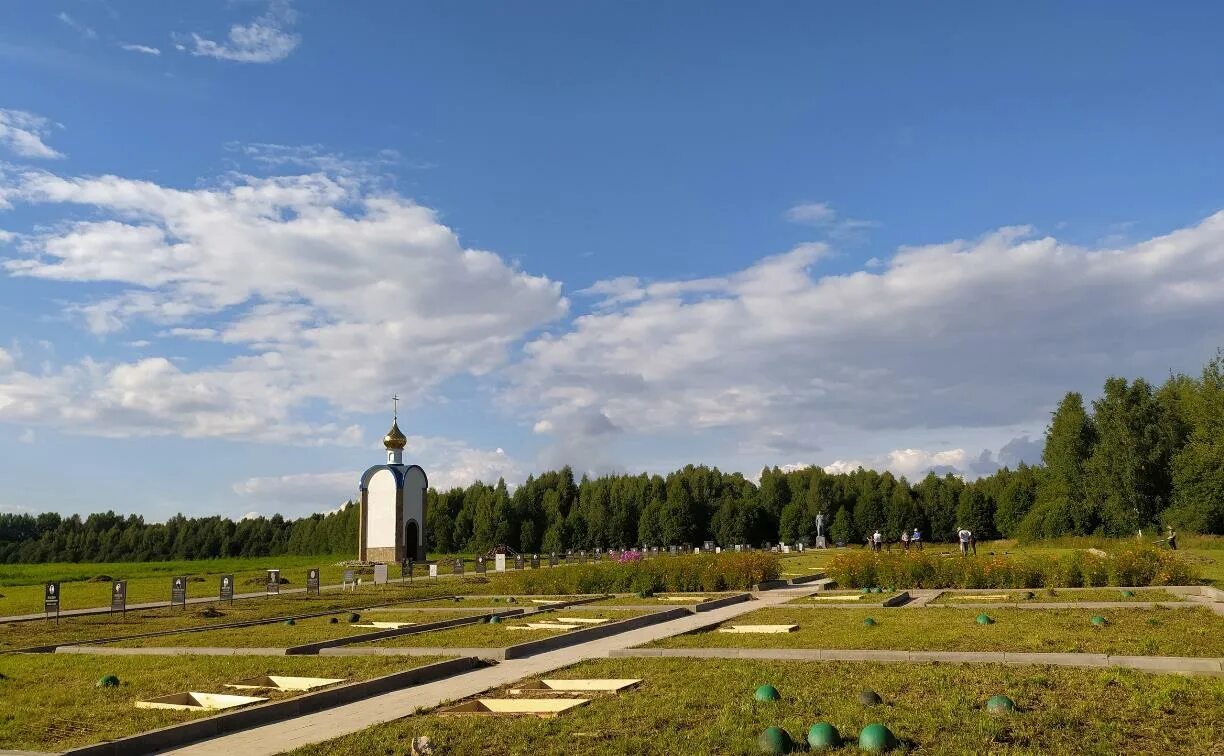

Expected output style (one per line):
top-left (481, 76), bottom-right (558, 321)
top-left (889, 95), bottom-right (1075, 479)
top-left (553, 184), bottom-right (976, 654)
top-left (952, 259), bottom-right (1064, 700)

top-left (1167, 527), bottom-right (1178, 551)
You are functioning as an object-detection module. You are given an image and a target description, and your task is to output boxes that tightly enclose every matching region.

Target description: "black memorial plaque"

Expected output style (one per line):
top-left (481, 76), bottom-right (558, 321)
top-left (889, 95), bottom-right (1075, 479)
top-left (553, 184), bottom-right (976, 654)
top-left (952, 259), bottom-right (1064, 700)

top-left (267, 569), bottom-right (281, 595)
top-left (306, 568), bottom-right (320, 595)
top-left (110, 580), bottom-right (126, 614)
top-left (44, 581), bottom-right (60, 622)
top-left (452, 558), bottom-right (464, 576)
top-left (475, 556), bottom-right (486, 574)
top-left (531, 554), bottom-right (541, 569)
top-left (401, 559), bottom-right (414, 583)
top-left (515, 554), bottom-right (525, 570)
top-left (549, 552), bottom-right (558, 567)
top-left (171, 576), bottom-right (187, 608)
top-left (220, 574), bottom-right (234, 603)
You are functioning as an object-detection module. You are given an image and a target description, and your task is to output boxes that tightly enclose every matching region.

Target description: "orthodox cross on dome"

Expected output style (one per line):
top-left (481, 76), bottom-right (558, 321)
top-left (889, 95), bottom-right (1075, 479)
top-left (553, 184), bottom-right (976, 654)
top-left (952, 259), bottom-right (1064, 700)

top-left (392, 393), bottom-right (399, 421)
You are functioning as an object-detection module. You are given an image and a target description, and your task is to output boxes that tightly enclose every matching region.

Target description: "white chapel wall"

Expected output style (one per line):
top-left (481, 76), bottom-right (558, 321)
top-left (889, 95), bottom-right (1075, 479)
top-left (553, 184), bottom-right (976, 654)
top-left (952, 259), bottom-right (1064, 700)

top-left (367, 469), bottom-right (397, 548)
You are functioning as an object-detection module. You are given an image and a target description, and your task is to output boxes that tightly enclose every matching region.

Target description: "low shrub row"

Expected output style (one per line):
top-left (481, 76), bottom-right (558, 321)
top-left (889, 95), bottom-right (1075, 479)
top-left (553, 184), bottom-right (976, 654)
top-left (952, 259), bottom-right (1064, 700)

top-left (826, 545), bottom-right (1197, 589)
top-left (472, 552), bottom-right (780, 595)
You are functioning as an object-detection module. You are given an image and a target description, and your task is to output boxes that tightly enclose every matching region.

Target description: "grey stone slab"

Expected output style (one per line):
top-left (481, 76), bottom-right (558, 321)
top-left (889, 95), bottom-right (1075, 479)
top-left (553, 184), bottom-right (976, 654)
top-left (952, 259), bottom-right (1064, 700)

top-left (1004, 652), bottom-right (1111, 667)
top-left (1107, 655), bottom-right (1223, 674)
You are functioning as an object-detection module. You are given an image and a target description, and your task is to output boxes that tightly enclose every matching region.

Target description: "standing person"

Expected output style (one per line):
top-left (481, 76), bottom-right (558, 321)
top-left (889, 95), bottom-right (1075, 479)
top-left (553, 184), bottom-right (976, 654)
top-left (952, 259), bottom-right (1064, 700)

top-left (900, 529), bottom-right (910, 552)
top-left (872, 529), bottom-right (883, 552)
top-left (912, 528), bottom-right (923, 551)
top-left (1166, 526), bottom-right (1178, 551)
top-left (969, 531), bottom-right (978, 556)
top-left (958, 527), bottom-right (972, 556)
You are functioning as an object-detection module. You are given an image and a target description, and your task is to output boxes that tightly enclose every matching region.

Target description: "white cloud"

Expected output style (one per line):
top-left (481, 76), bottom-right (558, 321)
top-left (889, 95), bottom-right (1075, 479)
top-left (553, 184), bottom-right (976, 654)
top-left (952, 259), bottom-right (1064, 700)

top-left (233, 438), bottom-right (524, 514)
top-left (17, 428), bottom-right (35, 444)
top-left (186, 0), bottom-right (300, 64)
top-left (0, 109), bottom-right (64, 160)
top-left (514, 214), bottom-right (1224, 464)
top-left (57, 12), bottom-right (98, 40)
top-left (121, 44), bottom-right (161, 56)
top-left (784, 201), bottom-right (876, 240)
top-left (0, 155), bottom-right (566, 443)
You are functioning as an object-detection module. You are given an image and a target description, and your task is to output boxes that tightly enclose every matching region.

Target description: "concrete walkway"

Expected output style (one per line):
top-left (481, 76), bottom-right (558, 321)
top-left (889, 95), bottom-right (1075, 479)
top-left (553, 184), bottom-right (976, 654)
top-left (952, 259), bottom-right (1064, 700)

top-left (161, 587), bottom-right (814, 756)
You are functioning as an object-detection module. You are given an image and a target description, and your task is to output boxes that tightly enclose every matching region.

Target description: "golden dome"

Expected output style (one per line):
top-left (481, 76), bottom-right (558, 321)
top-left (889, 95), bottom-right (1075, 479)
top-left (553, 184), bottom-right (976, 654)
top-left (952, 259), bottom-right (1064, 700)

top-left (383, 420), bottom-right (407, 450)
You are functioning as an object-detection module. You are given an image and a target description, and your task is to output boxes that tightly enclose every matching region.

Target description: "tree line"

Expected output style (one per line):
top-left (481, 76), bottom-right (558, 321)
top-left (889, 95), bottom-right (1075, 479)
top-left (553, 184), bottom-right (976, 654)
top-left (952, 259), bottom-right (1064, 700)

top-left (1, 353), bottom-right (1220, 564)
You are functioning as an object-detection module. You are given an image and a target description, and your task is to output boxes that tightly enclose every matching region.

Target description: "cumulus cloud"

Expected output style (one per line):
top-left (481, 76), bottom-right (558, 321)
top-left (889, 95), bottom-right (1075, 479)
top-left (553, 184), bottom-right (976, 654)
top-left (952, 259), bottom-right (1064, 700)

top-left (186, 0), bottom-right (300, 63)
top-left (515, 216), bottom-right (1224, 466)
top-left (0, 155), bottom-right (566, 443)
top-left (0, 109), bottom-right (64, 159)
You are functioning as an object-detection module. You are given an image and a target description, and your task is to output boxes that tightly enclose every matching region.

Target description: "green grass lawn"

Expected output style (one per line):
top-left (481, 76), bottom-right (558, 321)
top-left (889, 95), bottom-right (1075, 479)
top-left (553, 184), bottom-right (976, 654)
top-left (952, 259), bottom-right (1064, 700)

top-left (588, 593), bottom-right (742, 606)
top-left (285, 657), bottom-right (1224, 755)
top-left (109, 610), bottom-right (487, 648)
top-left (647, 607), bottom-right (1224, 657)
top-left (0, 653), bottom-right (448, 752)
top-left (362, 609), bottom-right (656, 649)
top-left (930, 588), bottom-right (1183, 604)
top-left (0, 585), bottom-right (455, 652)
top-left (380, 595), bottom-right (593, 609)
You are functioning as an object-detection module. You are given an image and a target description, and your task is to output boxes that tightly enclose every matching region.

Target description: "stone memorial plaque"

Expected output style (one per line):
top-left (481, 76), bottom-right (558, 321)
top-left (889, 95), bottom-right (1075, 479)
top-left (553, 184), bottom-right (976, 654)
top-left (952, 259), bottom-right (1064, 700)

top-left (306, 568), bottom-right (321, 594)
top-left (495, 554), bottom-right (506, 572)
top-left (530, 554), bottom-right (540, 569)
top-left (111, 580), bottom-right (126, 614)
top-left (515, 554), bottom-right (525, 570)
top-left (453, 558), bottom-right (464, 575)
top-left (401, 559), bottom-right (414, 583)
top-left (220, 574), bottom-right (234, 602)
top-left (703, 540), bottom-right (715, 552)
top-left (373, 563), bottom-right (389, 585)
top-left (171, 576), bottom-right (187, 607)
top-left (549, 552), bottom-right (559, 567)
top-left (429, 562), bottom-right (439, 578)
top-left (342, 569), bottom-right (356, 590)
top-left (475, 556), bottom-right (486, 574)
top-left (565, 552), bottom-right (575, 565)
top-left (266, 569), bottom-right (281, 595)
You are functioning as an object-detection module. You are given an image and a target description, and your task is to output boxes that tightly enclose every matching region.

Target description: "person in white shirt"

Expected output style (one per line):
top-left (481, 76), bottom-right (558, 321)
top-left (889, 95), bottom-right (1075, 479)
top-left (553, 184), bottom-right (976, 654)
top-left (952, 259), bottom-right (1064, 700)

top-left (958, 528), bottom-right (972, 556)
top-left (872, 530), bottom-right (883, 553)
top-left (900, 529), bottom-right (910, 552)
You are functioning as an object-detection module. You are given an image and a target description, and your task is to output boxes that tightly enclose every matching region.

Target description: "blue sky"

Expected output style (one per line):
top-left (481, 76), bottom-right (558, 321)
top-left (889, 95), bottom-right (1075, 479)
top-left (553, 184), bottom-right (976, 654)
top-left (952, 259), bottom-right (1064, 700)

top-left (2, 1), bottom-right (1223, 520)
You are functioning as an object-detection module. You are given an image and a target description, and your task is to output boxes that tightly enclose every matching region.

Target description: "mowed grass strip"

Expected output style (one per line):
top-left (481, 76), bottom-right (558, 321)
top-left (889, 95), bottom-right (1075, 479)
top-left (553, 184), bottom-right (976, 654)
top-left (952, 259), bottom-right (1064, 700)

top-left (285, 657), bottom-right (1224, 756)
top-left (0, 585), bottom-right (456, 651)
top-left (380, 595), bottom-right (590, 609)
top-left (109, 610), bottom-right (488, 648)
top-left (930, 588), bottom-right (1183, 604)
top-left (362, 609), bottom-right (655, 648)
top-left (0, 653), bottom-right (448, 752)
top-left (646, 607), bottom-right (1224, 657)
top-left (787, 591), bottom-right (904, 605)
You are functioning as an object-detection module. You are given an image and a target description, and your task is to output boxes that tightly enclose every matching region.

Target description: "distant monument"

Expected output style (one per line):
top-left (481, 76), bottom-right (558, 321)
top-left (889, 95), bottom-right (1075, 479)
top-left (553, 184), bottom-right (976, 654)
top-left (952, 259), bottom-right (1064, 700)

top-left (358, 396), bottom-right (428, 562)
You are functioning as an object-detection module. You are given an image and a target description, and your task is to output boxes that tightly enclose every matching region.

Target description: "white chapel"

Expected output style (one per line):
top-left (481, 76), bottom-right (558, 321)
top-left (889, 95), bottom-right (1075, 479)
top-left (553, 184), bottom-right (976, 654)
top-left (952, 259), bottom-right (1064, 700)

top-left (358, 408), bottom-right (428, 562)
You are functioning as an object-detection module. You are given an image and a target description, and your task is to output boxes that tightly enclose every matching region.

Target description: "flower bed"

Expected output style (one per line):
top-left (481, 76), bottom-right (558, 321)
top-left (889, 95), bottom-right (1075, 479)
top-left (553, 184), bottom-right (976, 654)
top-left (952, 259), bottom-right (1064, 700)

top-left (826, 545), bottom-right (1197, 589)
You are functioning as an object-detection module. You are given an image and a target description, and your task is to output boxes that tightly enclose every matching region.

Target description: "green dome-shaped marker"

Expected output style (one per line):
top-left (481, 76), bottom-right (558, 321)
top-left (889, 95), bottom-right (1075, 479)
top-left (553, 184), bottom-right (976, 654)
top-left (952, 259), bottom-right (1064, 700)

top-left (858, 723), bottom-right (898, 752)
top-left (861, 587), bottom-right (871, 594)
top-left (757, 726), bottom-right (792, 754)
top-left (348, 612), bottom-right (361, 623)
top-left (976, 613), bottom-right (993, 625)
top-left (862, 617), bottom-right (877, 627)
top-left (1091, 615), bottom-right (1107, 627)
top-left (986, 694), bottom-right (1016, 714)
top-left (490, 615), bottom-right (501, 624)
top-left (858, 689), bottom-right (883, 706)
top-left (807, 722), bottom-right (840, 750)
top-left (871, 587), bottom-right (882, 594)
top-left (754, 684), bottom-right (782, 702)
top-left (283, 619), bottom-right (295, 626)
top-left (1120, 590), bottom-right (1134, 598)
top-left (96, 674), bottom-right (120, 688)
